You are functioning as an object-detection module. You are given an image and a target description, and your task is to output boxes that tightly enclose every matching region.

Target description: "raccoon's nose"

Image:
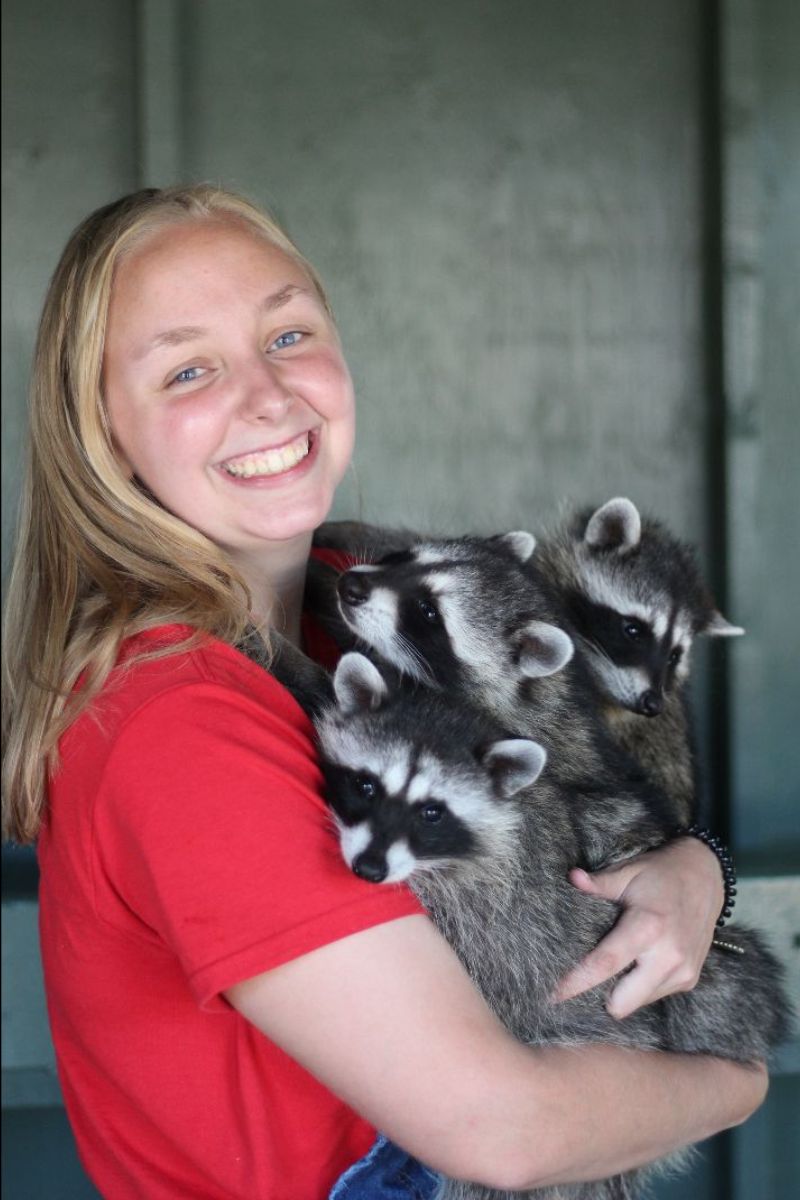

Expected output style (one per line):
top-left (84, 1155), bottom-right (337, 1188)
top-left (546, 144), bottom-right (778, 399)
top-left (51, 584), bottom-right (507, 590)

top-left (639, 690), bottom-right (663, 718)
top-left (338, 572), bottom-right (372, 607)
top-left (352, 853), bottom-right (388, 883)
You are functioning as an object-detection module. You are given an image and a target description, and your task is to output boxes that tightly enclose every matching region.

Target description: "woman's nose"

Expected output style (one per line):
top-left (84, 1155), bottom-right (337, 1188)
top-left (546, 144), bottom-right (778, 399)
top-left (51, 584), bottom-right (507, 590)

top-left (239, 360), bottom-right (293, 422)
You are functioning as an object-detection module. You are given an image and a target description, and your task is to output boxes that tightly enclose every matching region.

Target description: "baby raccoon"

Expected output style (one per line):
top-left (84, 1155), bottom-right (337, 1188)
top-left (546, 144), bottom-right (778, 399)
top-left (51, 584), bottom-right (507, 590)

top-left (317, 652), bottom-right (790, 1200)
top-left (324, 529), bottom-right (677, 865)
top-left (534, 498), bottom-right (743, 824)
top-left (317, 655), bottom-right (543, 885)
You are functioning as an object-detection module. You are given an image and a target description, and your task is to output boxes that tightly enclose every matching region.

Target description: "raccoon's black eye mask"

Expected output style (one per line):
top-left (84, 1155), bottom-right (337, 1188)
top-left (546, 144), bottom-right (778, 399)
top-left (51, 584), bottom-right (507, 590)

top-left (622, 618), bottom-right (649, 641)
top-left (377, 549), bottom-right (415, 566)
top-left (415, 801), bottom-right (445, 824)
top-left (354, 774), bottom-right (379, 800)
top-left (321, 764), bottom-right (385, 823)
top-left (416, 598), bottom-right (440, 624)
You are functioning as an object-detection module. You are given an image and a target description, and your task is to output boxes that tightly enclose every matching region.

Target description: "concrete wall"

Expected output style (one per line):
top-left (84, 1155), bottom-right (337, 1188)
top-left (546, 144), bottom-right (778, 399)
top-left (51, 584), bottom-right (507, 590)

top-left (3, 0), bottom-right (710, 562)
top-left (723, 0), bottom-right (800, 854)
top-left (2, 2), bottom-right (798, 1198)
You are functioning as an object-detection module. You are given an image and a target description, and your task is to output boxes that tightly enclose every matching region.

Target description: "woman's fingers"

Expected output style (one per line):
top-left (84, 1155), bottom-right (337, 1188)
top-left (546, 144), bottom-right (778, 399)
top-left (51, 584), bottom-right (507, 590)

top-left (553, 839), bottom-right (724, 1018)
top-left (553, 866), bottom-right (645, 1005)
top-left (604, 933), bottom-right (700, 1019)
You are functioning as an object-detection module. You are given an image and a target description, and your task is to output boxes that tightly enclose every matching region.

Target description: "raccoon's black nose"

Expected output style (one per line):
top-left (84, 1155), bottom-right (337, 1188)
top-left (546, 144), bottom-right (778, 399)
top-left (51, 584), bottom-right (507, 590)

top-left (353, 854), bottom-right (388, 883)
top-left (639, 690), bottom-right (663, 717)
top-left (338, 572), bottom-right (372, 607)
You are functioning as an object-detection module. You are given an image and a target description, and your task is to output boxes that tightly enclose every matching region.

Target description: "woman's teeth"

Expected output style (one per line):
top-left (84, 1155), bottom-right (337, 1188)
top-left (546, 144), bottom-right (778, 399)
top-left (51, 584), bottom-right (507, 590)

top-left (222, 433), bottom-right (310, 478)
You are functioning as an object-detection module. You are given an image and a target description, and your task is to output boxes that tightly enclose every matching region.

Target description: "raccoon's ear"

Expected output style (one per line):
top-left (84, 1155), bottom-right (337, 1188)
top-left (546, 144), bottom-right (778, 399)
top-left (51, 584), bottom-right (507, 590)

top-left (332, 653), bottom-right (389, 714)
top-left (516, 621), bottom-right (575, 678)
top-left (584, 498), bottom-right (641, 553)
top-left (704, 611), bottom-right (745, 638)
top-left (482, 739), bottom-right (547, 797)
top-left (493, 530), bottom-right (537, 563)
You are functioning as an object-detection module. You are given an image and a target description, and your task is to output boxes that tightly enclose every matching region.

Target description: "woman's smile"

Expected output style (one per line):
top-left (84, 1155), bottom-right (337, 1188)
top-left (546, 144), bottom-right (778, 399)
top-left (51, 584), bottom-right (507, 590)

top-left (218, 428), bottom-right (316, 479)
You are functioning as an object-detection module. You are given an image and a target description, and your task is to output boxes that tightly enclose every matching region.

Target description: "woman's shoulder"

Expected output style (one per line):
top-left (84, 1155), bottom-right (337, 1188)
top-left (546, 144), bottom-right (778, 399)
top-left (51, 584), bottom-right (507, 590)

top-left (113, 622), bottom-right (283, 690)
top-left (51, 623), bottom-right (324, 862)
top-left (65, 623), bottom-right (313, 762)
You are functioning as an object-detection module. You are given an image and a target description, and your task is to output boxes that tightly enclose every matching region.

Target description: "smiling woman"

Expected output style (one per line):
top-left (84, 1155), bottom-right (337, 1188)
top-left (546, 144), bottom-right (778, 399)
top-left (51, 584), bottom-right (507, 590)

top-left (0, 185), bottom-right (767, 1200)
top-left (103, 220), bottom-right (355, 582)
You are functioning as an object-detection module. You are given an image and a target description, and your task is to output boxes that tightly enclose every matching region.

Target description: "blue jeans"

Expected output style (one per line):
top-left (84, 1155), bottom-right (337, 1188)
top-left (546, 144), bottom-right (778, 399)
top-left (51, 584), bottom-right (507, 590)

top-left (329, 1135), bottom-right (441, 1199)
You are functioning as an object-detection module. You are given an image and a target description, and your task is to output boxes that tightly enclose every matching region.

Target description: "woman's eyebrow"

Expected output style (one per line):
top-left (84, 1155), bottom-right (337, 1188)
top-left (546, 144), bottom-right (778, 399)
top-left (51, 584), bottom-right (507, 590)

top-left (136, 285), bottom-right (314, 359)
top-left (262, 283), bottom-right (312, 311)
top-left (137, 325), bottom-right (207, 357)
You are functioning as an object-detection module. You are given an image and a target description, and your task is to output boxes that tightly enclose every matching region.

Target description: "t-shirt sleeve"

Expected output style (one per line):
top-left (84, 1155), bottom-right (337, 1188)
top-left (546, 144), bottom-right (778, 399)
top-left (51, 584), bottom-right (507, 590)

top-left (93, 678), bottom-right (423, 1010)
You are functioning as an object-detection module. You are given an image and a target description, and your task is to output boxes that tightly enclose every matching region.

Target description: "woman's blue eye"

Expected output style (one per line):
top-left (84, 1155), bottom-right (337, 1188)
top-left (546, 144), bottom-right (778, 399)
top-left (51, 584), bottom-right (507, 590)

top-left (270, 331), bottom-right (303, 351)
top-left (171, 366), bottom-right (202, 385)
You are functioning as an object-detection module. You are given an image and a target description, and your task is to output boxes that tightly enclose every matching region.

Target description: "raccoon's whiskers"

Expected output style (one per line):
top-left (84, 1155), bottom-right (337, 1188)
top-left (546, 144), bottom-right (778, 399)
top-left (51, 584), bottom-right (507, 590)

top-left (394, 631), bottom-right (437, 687)
top-left (577, 632), bottom-right (614, 667)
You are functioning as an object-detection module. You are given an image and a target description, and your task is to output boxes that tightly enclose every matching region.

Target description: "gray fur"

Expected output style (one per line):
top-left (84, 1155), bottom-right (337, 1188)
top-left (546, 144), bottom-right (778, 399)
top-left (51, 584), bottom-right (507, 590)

top-left (313, 518), bottom-right (421, 563)
top-left (534, 499), bottom-right (744, 825)
top-left (313, 509), bottom-right (742, 828)
top-left (237, 627), bottom-right (333, 717)
top-left (325, 531), bottom-right (677, 864)
top-left (284, 520), bottom-right (784, 1196)
top-left (318, 655), bottom-right (791, 1200)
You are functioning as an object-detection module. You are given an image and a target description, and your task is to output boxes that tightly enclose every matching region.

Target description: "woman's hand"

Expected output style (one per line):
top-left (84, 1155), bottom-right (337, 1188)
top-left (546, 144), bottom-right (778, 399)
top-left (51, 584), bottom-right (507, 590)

top-left (554, 836), bottom-right (725, 1018)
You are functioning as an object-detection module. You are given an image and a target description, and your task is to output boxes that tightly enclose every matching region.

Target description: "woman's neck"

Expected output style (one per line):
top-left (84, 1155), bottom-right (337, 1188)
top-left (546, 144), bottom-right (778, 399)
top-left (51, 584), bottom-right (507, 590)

top-left (230, 534), bottom-right (313, 648)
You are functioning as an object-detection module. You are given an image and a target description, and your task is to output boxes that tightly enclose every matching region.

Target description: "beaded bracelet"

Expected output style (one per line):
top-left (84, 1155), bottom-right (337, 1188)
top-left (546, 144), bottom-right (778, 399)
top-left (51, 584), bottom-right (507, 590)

top-left (677, 824), bottom-right (737, 927)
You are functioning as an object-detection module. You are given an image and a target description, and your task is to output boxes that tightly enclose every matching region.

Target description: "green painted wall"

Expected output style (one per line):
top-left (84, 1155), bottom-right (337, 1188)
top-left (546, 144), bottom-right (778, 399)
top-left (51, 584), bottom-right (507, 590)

top-left (723, 0), bottom-right (800, 861)
top-left (2, 2), bottom-right (797, 1197)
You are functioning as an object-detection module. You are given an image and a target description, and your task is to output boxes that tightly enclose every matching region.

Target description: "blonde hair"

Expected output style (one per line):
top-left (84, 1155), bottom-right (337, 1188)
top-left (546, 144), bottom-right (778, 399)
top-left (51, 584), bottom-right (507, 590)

top-left (2, 184), bottom-right (331, 843)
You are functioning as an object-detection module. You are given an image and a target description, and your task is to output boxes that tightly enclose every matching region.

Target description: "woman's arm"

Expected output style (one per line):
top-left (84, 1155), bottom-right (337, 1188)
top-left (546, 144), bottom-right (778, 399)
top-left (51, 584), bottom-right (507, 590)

top-left (555, 835), bottom-right (725, 1017)
top-left (226, 912), bottom-right (766, 1191)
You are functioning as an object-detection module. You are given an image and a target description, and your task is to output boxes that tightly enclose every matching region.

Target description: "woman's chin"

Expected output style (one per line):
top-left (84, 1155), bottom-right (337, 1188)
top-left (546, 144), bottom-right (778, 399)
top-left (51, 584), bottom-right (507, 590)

top-left (240, 503), bottom-right (334, 549)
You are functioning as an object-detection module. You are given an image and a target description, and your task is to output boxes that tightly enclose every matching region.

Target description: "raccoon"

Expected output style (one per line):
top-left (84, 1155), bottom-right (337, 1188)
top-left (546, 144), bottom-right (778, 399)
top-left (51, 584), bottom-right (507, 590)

top-left (316, 652), bottom-right (791, 1200)
top-left (534, 498), bottom-right (744, 824)
top-left (237, 626), bottom-right (334, 717)
top-left (313, 517), bottom-right (419, 564)
top-left (326, 531), bottom-right (677, 867)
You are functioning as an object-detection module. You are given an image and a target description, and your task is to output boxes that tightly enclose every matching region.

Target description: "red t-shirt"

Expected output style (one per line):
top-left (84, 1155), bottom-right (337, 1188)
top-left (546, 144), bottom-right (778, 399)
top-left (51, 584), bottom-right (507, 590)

top-left (38, 608), bottom-right (422, 1199)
